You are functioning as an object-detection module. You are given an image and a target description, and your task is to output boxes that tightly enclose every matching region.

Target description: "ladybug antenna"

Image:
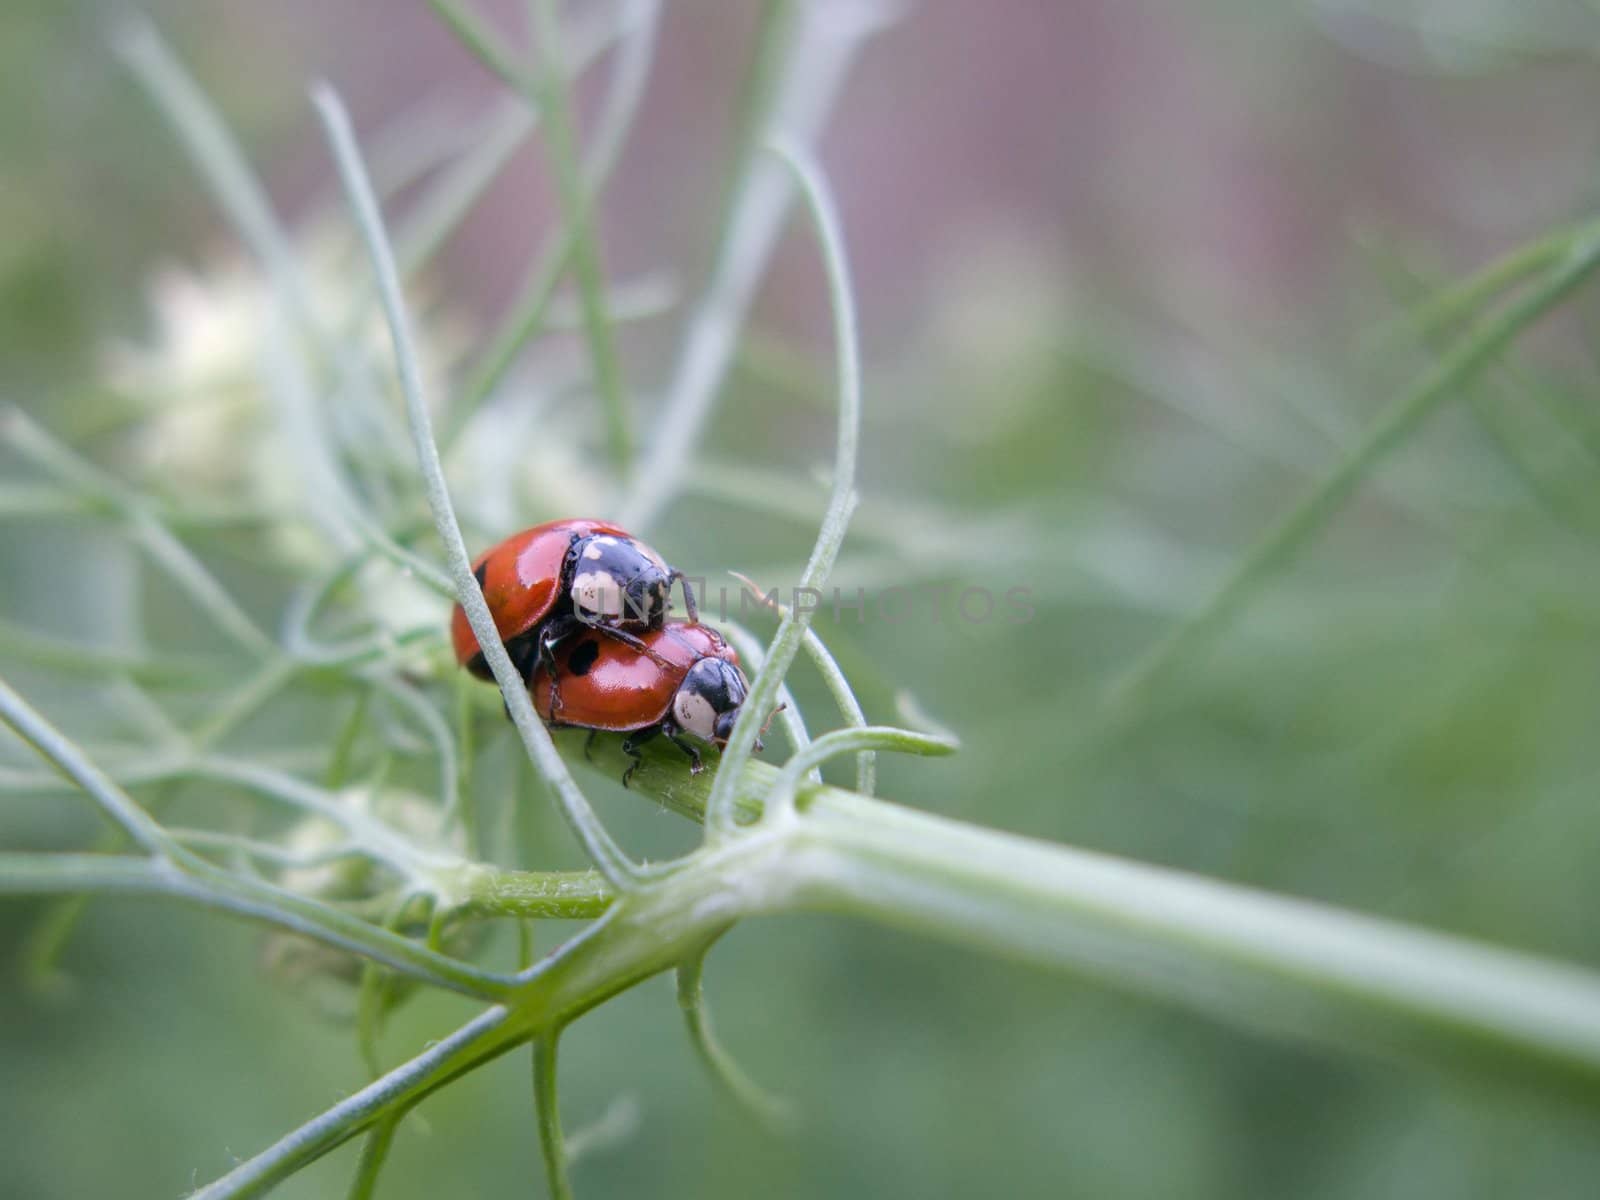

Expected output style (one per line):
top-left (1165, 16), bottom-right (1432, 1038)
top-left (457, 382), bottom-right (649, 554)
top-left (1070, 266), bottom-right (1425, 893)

top-left (753, 702), bottom-right (786, 752)
top-left (729, 570), bottom-right (781, 616)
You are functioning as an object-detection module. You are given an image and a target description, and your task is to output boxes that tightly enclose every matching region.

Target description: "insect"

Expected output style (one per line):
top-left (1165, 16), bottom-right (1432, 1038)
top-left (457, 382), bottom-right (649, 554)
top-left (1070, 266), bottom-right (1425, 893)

top-left (528, 621), bottom-right (757, 785)
top-left (450, 519), bottom-right (699, 704)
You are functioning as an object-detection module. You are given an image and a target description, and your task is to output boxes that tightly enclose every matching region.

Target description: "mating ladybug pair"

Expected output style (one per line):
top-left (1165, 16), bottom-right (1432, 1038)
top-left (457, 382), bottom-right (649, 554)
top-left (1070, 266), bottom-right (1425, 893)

top-left (450, 518), bottom-right (755, 781)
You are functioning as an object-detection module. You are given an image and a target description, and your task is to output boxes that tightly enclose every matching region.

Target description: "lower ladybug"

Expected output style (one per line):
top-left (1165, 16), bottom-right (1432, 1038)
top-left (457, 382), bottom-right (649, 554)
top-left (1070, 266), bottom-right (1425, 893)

top-left (451, 519), bottom-right (698, 701)
top-left (529, 621), bottom-right (756, 785)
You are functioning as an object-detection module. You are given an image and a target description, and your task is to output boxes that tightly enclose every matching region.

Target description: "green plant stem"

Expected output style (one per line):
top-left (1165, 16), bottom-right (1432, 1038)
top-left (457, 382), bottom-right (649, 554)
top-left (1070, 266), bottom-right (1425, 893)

top-left (190, 1003), bottom-right (524, 1200)
top-left (394, 5), bottom-right (643, 282)
top-left (716, 618), bottom-right (816, 776)
top-left (709, 0), bottom-right (796, 237)
top-left (764, 725), bottom-right (953, 823)
top-left (1109, 223), bottom-right (1600, 714)
top-left (731, 571), bottom-right (875, 793)
top-left (595, 733), bottom-right (1600, 1092)
top-left (428, 0), bottom-right (534, 91)
top-left (799, 791), bottom-right (1600, 1094)
top-left (528, 0), bottom-right (636, 475)
top-left (677, 947), bottom-right (792, 1129)
top-left (119, 20), bottom-right (390, 553)
top-left (116, 20), bottom-right (317, 336)
top-left (533, 1034), bottom-right (574, 1200)
top-left (1, 409), bottom-right (278, 657)
top-left (453, 866), bottom-right (611, 920)
top-left (345, 1115), bottom-right (400, 1200)
top-left (0, 676), bottom-right (179, 858)
top-left (181, 724), bottom-right (1600, 1194)
top-left (704, 138), bottom-right (861, 839)
top-left (314, 84), bottom-right (640, 890)
top-left (1364, 218), bottom-right (1595, 355)
top-left (0, 853), bottom-right (516, 998)
top-left (618, 0), bottom-right (891, 530)
top-left (369, 671), bottom-right (460, 823)
top-left (395, 97), bottom-right (536, 276)
top-left (0, 614), bottom-right (225, 680)
top-left (442, 0), bottom-right (659, 450)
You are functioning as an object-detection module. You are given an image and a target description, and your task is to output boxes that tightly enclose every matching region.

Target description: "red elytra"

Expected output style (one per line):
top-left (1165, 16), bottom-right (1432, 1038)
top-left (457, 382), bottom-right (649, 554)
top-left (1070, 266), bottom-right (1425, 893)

top-left (450, 518), bottom-right (629, 675)
top-left (529, 622), bottom-right (740, 732)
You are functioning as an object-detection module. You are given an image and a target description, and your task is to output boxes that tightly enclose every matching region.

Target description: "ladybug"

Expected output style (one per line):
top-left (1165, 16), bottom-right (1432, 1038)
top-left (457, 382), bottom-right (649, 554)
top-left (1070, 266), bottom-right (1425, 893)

top-left (529, 621), bottom-right (757, 784)
top-left (451, 519), bottom-right (699, 697)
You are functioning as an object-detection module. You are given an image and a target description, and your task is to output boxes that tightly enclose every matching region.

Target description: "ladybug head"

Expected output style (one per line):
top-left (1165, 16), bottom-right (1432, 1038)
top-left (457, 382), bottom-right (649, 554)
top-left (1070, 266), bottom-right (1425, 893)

top-left (571, 535), bottom-right (672, 626)
top-left (672, 657), bottom-right (750, 747)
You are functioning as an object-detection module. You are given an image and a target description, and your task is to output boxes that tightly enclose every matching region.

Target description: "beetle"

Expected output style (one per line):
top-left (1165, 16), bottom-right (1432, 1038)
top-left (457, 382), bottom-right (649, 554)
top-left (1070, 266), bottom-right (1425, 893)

top-left (450, 519), bottom-right (699, 707)
top-left (527, 621), bottom-right (757, 785)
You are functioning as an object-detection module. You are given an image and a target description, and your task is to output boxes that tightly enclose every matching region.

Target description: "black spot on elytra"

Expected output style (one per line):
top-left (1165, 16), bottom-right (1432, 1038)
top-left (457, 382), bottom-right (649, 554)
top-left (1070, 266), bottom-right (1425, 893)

top-left (568, 638), bottom-right (601, 677)
top-left (473, 561), bottom-right (488, 589)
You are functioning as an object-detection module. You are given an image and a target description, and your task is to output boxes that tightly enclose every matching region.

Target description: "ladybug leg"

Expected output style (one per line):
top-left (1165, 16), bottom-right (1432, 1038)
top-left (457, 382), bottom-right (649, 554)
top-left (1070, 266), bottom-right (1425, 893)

top-left (669, 735), bottom-right (705, 775)
top-left (583, 730), bottom-right (598, 763)
top-left (505, 632), bottom-right (541, 681)
top-left (594, 624), bottom-right (675, 669)
top-left (670, 570), bottom-right (700, 624)
top-left (619, 725), bottom-right (661, 789)
top-left (535, 614), bottom-right (583, 716)
top-left (659, 718), bottom-right (705, 775)
top-left (538, 636), bottom-right (564, 717)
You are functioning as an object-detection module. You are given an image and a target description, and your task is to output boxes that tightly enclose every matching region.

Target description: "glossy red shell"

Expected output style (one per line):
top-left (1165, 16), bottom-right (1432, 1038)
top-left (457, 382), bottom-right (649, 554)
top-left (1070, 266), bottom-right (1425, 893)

top-left (450, 518), bottom-right (629, 671)
top-left (530, 623), bottom-right (740, 732)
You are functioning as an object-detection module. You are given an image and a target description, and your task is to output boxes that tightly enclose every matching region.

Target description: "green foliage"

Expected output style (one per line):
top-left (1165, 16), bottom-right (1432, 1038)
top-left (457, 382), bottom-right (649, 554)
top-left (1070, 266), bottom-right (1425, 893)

top-left (5, 5), bottom-right (1600, 1199)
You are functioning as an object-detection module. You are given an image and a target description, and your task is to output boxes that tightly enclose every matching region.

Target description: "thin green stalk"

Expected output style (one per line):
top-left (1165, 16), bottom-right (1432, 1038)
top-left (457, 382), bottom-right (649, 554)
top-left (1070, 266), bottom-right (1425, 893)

top-left (130, 510), bottom-right (280, 657)
top-left (0, 853), bottom-right (516, 998)
top-left (717, 618), bottom-right (816, 776)
top-left (764, 726), bottom-right (953, 824)
top-left (116, 20), bottom-right (315, 333)
top-left (190, 657), bottom-right (298, 748)
top-left (0, 482), bottom-right (95, 517)
top-left (189, 1004), bottom-right (524, 1199)
top-left (709, 0), bottom-right (797, 237)
top-left (677, 947), bottom-right (793, 1129)
top-left (168, 827), bottom-right (364, 870)
top-left (369, 672), bottom-right (460, 825)
top-left (1109, 224), bottom-right (1600, 713)
top-left (1, 410), bottom-right (277, 657)
top-left (280, 552), bottom-right (447, 665)
top-left (396, 98), bottom-right (537, 276)
top-left (119, 21), bottom-right (385, 550)
top-left (533, 1033), bottom-right (575, 1200)
top-left (0, 676), bottom-right (181, 859)
top-left (186, 757), bottom-right (430, 871)
top-left (562, 1094), bottom-right (641, 1164)
top-left (22, 887), bottom-right (92, 995)
top-left (528, 0), bottom-right (637, 475)
top-left (731, 571), bottom-right (875, 793)
top-left (443, 0), bottom-right (660, 449)
top-left (0, 614), bottom-right (222, 680)
top-left (618, 0), bottom-right (891, 530)
top-left (1363, 218), bottom-right (1596, 356)
top-left (452, 672), bottom-right (479, 853)
top-left (453, 868), bottom-right (612, 921)
top-left (705, 139), bottom-right (862, 839)
top-left (394, 4), bottom-right (642, 278)
top-left (314, 85), bottom-right (640, 891)
top-left (357, 894), bottom-right (417, 1077)
top-left (0, 853), bottom-right (176, 896)
top-left (345, 1115), bottom-right (401, 1200)
top-left (428, 0), bottom-right (533, 92)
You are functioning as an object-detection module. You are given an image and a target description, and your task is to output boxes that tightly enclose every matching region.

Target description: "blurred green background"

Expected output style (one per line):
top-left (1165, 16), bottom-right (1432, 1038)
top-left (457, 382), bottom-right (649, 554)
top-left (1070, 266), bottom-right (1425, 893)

top-left (5, 1), bottom-right (1600, 1196)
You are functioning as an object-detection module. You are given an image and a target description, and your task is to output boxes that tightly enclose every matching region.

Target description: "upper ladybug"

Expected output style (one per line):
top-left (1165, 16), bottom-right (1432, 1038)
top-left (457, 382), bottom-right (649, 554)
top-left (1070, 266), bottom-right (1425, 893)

top-left (450, 518), bottom-right (698, 684)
